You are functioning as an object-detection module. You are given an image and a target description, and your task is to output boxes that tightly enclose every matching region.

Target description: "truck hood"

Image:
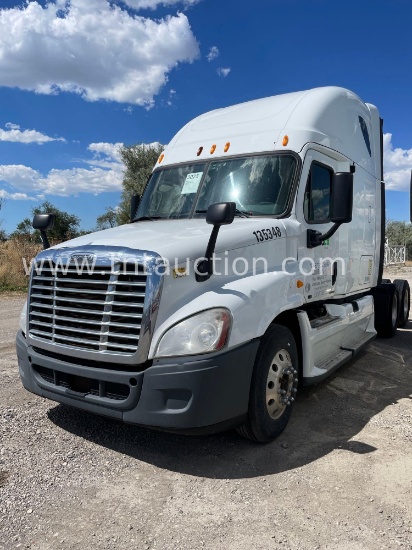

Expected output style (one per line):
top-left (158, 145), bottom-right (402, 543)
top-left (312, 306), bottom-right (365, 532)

top-left (53, 218), bottom-right (286, 263)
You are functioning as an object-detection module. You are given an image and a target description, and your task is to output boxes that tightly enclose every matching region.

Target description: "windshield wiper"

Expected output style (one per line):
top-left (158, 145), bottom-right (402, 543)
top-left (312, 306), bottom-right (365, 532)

top-left (195, 209), bottom-right (251, 218)
top-left (234, 209), bottom-right (251, 218)
top-left (133, 216), bottom-right (162, 222)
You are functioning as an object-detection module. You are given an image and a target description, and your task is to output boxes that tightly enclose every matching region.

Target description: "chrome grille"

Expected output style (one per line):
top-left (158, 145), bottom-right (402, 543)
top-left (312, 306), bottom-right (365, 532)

top-left (29, 261), bottom-right (147, 355)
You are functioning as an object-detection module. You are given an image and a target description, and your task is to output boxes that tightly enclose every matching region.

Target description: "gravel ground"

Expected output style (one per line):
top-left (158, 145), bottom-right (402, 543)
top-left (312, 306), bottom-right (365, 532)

top-left (1, 273), bottom-right (412, 550)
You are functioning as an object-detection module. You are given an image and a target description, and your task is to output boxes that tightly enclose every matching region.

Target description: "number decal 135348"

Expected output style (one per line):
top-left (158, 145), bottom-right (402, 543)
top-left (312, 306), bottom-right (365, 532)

top-left (253, 227), bottom-right (282, 243)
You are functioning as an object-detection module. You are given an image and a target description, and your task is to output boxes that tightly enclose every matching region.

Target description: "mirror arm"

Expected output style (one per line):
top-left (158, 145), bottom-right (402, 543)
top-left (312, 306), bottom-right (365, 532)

top-left (196, 202), bottom-right (235, 282)
top-left (39, 230), bottom-right (51, 250)
top-left (196, 225), bottom-right (221, 282)
top-left (307, 223), bottom-right (341, 249)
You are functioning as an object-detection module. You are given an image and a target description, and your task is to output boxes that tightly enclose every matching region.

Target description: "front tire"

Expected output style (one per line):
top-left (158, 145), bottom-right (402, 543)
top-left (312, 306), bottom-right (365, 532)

top-left (237, 324), bottom-right (298, 443)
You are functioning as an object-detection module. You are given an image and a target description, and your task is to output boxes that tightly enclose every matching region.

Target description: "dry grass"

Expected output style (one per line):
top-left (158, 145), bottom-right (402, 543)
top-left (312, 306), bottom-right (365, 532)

top-left (0, 239), bottom-right (41, 290)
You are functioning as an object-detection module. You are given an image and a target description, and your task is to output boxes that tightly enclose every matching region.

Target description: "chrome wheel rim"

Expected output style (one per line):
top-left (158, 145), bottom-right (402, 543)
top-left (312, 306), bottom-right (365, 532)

top-left (266, 349), bottom-right (298, 420)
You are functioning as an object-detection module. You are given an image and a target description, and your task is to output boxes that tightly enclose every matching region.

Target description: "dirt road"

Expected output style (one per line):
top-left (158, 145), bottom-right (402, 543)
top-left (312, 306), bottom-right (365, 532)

top-left (1, 277), bottom-right (412, 550)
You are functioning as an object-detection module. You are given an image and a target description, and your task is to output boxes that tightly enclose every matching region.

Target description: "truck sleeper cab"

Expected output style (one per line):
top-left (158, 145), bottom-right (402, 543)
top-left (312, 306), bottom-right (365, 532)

top-left (16, 87), bottom-right (410, 443)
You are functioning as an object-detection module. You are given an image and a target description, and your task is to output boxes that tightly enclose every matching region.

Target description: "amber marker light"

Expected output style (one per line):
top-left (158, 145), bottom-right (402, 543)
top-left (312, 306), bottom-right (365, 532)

top-left (158, 153), bottom-right (165, 163)
top-left (197, 146), bottom-right (203, 156)
top-left (224, 142), bottom-right (231, 153)
top-left (297, 280), bottom-right (304, 289)
top-left (210, 144), bottom-right (217, 154)
top-left (282, 135), bottom-right (289, 147)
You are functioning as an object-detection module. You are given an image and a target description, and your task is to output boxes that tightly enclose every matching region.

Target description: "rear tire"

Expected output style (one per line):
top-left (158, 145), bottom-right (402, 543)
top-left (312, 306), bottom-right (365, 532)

top-left (393, 279), bottom-right (410, 328)
top-left (236, 324), bottom-right (298, 443)
top-left (373, 283), bottom-right (399, 338)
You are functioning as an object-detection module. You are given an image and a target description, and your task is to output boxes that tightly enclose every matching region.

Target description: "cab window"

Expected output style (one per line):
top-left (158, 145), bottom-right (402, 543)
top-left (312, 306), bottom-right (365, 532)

top-left (304, 163), bottom-right (333, 223)
top-left (359, 116), bottom-right (372, 156)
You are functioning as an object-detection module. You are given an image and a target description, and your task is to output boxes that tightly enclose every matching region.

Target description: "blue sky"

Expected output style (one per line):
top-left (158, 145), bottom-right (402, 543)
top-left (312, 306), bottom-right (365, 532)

top-left (0, 0), bottom-right (411, 234)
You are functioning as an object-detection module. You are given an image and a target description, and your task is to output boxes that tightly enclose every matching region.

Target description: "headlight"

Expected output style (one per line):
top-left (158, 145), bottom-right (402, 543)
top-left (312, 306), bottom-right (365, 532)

top-left (155, 308), bottom-right (232, 358)
top-left (19, 300), bottom-right (27, 336)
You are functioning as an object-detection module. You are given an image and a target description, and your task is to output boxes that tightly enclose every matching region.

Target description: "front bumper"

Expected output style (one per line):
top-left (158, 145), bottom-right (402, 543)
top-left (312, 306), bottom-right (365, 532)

top-left (16, 331), bottom-right (259, 433)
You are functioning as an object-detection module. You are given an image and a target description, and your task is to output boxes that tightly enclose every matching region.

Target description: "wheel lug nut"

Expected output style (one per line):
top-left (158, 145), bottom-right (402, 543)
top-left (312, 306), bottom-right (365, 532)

top-left (291, 388), bottom-right (297, 394)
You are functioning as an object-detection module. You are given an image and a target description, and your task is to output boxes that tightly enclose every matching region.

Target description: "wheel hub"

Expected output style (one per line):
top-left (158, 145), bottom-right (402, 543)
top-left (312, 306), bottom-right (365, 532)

top-left (266, 349), bottom-right (298, 419)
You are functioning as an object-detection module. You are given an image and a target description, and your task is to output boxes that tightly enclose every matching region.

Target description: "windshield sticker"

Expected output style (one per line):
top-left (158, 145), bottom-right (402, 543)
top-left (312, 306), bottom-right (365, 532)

top-left (181, 172), bottom-right (203, 194)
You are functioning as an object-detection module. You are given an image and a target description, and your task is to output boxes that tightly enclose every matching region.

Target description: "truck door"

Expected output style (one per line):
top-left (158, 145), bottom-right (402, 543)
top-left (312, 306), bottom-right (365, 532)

top-left (295, 150), bottom-right (341, 302)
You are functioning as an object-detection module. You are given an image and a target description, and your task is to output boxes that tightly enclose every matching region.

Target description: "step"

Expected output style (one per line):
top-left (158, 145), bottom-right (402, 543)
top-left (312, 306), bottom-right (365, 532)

top-left (341, 331), bottom-right (376, 356)
top-left (315, 349), bottom-right (353, 373)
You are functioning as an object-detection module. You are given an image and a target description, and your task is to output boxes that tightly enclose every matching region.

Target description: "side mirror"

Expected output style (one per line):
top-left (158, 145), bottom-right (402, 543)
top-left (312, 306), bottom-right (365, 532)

top-left (330, 172), bottom-right (353, 224)
top-left (196, 202), bottom-right (236, 282)
top-left (130, 194), bottom-right (140, 222)
top-left (33, 213), bottom-right (55, 231)
top-left (206, 202), bottom-right (236, 226)
top-left (33, 213), bottom-right (55, 250)
top-left (307, 172), bottom-right (353, 248)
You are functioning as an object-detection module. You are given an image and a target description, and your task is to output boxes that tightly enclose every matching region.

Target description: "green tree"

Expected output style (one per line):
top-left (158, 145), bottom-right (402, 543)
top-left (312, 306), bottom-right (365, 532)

top-left (96, 206), bottom-right (118, 230)
top-left (117, 143), bottom-right (164, 225)
top-left (11, 201), bottom-right (81, 243)
top-left (385, 220), bottom-right (412, 260)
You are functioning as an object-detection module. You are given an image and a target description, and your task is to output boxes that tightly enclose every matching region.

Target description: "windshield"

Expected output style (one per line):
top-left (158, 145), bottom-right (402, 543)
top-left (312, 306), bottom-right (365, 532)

top-left (135, 154), bottom-right (297, 220)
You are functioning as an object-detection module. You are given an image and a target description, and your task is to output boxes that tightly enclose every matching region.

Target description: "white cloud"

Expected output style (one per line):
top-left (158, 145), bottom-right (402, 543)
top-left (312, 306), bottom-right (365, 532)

top-left (164, 88), bottom-right (177, 107)
top-left (0, 162), bottom-right (123, 197)
top-left (88, 142), bottom-right (124, 163)
top-left (383, 133), bottom-right (412, 192)
top-left (0, 123), bottom-right (65, 144)
top-left (0, 0), bottom-right (200, 106)
top-left (0, 165), bottom-right (42, 191)
top-left (207, 46), bottom-right (219, 62)
top-left (0, 189), bottom-right (36, 201)
top-left (123, 0), bottom-right (200, 9)
top-left (39, 166), bottom-right (124, 196)
top-left (217, 67), bottom-right (231, 77)
top-left (0, 141), bottom-right (162, 198)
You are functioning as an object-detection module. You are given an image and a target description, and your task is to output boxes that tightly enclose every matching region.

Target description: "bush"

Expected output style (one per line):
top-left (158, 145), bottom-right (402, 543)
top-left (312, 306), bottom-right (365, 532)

top-left (0, 238), bottom-right (41, 290)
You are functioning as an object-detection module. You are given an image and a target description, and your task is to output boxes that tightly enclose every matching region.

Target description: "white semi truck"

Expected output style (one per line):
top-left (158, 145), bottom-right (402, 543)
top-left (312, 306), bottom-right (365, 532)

top-left (16, 87), bottom-right (410, 442)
